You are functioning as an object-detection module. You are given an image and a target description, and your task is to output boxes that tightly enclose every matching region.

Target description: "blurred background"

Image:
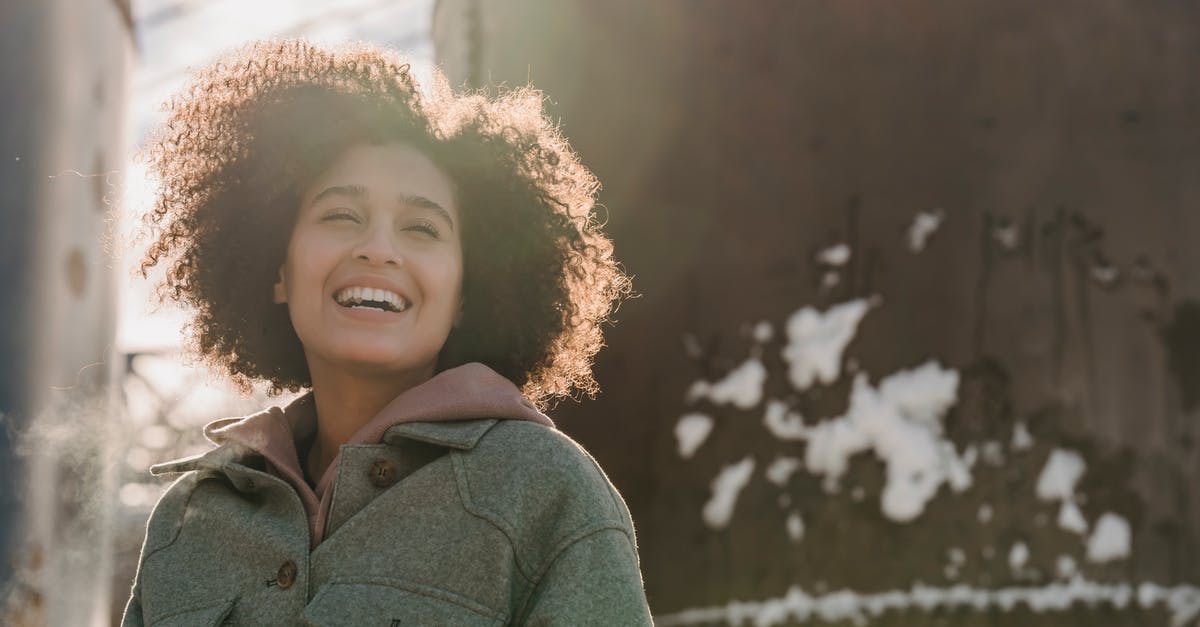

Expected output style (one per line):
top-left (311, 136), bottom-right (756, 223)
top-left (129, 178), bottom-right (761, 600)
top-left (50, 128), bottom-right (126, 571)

top-left (1, 0), bottom-right (1198, 625)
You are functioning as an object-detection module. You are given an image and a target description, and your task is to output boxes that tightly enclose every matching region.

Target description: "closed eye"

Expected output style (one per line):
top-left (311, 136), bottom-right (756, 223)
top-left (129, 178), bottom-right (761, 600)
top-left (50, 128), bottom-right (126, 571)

top-left (321, 210), bottom-right (360, 223)
top-left (405, 220), bottom-right (441, 239)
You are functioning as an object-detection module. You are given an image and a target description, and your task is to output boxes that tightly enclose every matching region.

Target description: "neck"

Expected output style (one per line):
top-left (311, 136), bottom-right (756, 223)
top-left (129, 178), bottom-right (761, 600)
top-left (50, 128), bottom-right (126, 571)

top-left (304, 360), bottom-right (435, 484)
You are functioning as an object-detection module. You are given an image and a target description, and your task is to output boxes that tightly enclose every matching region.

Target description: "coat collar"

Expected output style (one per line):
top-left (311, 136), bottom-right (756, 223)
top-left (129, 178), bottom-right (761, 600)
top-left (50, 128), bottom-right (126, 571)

top-left (151, 363), bottom-right (552, 479)
top-left (150, 417), bottom-right (502, 476)
top-left (382, 418), bottom-right (500, 450)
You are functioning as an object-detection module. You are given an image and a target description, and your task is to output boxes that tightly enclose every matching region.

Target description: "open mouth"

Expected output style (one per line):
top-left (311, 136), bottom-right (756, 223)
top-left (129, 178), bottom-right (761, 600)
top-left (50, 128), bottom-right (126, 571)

top-left (333, 287), bottom-right (410, 313)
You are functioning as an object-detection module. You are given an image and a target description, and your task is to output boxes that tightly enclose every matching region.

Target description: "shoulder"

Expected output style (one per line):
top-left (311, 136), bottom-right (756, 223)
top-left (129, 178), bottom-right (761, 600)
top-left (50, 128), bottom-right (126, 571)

top-left (451, 420), bottom-right (635, 573)
top-left (137, 471), bottom-right (213, 560)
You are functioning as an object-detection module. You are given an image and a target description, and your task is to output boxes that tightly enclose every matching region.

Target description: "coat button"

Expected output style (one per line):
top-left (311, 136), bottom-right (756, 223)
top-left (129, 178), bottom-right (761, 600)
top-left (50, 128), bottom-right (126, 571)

top-left (276, 560), bottom-right (297, 589)
top-left (369, 459), bottom-right (396, 488)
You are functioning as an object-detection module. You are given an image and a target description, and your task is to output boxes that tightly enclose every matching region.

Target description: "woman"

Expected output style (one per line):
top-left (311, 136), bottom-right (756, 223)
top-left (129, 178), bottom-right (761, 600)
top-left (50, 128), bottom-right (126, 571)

top-left (122, 39), bottom-right (649, 625)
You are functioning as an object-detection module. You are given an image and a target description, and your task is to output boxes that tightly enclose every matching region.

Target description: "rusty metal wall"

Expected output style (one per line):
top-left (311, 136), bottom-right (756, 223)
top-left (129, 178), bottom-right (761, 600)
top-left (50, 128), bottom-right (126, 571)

top-left (434, 1), bottom-right (1200, 624)
top-left (0, 0), bottom-right (131, 624)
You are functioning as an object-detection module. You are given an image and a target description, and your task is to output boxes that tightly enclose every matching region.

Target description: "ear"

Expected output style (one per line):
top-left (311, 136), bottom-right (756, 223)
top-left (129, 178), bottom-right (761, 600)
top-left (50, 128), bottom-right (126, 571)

top-left (272, 267), bottom-right (287, 304)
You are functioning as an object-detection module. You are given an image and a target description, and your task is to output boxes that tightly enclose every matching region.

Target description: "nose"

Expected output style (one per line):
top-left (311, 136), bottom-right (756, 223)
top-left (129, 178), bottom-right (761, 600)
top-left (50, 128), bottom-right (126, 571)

top-left (351, 225), bottom-right (402, 267)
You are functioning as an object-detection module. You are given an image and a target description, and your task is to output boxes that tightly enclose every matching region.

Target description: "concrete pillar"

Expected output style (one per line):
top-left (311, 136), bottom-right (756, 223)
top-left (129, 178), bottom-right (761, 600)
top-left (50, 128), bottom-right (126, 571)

top-left (0, 0), bottom-right (131, 624)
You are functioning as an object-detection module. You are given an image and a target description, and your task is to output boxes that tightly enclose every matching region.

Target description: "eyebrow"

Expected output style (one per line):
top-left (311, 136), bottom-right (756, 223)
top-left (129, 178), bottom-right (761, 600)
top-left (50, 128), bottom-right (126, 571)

top-left (311, 184), bottom-right (456, 230)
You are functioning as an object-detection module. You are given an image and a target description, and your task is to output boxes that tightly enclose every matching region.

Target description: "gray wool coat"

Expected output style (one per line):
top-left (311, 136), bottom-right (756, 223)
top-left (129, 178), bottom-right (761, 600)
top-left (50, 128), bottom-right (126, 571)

top-left (121, 418), bottom-right (653, 626)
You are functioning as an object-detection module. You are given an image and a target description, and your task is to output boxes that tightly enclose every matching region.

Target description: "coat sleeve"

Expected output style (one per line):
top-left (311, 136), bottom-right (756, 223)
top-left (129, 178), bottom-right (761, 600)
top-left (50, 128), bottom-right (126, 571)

top-left (516, 527), bottom-right (653, 626)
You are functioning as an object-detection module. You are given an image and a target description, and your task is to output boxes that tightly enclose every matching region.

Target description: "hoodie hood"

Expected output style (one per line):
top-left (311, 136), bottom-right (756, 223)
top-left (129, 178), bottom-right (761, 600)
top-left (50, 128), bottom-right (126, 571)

top-left (204, 362), bottom-right (551, 447)
top-left (180, 362), bottom-right (553, 547)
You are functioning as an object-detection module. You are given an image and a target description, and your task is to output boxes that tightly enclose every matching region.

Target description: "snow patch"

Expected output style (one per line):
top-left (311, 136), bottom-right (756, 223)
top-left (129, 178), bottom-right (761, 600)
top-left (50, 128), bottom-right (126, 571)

top-left (1011, 421), bottom-right (1034, 451)
top-left (675, 413), bottom-right (715, 459)
top-left (655, 580), bottom-right (1200, 627)
top-left (1036, 449), bottom-right (1086, 501)
top-left (1087, 513), bottom-right (1131, 563)
top-left (992, 223), bottom-right (1020, 250)
top-left (980, 440), bottom-right (1005, 466)
top-left (1056, 555), bottom-right (1077, 579)
top-left (800, 362), bottom-right (966, 522)
top-left (1009, 542), bottom-right (1030, 571)
top-left (1090, 263), bottom-right (1119, 286)
top-left (977, 503), bottom-right (993, 524)
top-left (702, 457), bottom-right (756, 529)
top-left (763, 400), bottom-right (807, 441)
top-left (786, 511), bottom-right (805, 542)
top-left (908, 209), bottom-right (945, 252)
top-left (765, 456), bottom-right (802, 486)
top-left (781, 299), bottom-right (872, 391)
top-left (945, 548), bottom-right (965, 579)
top-left (1058, 501), bottom-right (1089, 535)
top-left (688, 357), bottom-right (768, 409)
top-left (753, 321), bottom-right (774, 343)
top-left (816, 243), bottom-right (851, 266)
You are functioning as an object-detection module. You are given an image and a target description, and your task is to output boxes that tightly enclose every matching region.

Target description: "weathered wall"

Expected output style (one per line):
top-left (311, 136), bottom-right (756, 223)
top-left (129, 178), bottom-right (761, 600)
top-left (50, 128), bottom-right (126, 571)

top-left (434, 1), bottom-right (1200, 623)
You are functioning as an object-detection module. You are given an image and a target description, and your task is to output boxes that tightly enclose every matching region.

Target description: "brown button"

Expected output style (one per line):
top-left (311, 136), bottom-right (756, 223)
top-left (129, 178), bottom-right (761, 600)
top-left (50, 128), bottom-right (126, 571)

top-left (368, 459), bottom-right (397, 488)
top-left (276, 560), bottom-right (297, 589)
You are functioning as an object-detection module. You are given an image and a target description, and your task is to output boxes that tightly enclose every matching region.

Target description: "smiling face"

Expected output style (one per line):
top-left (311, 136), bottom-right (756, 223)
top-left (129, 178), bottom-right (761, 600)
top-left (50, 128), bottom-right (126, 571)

top-left (272, 142), bottom-right (464, 383)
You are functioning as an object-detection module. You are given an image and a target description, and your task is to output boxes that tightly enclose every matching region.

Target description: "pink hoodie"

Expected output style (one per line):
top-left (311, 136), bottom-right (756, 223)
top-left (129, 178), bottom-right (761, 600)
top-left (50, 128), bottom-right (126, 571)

top-left (199, 362), bottom-right (554, 547)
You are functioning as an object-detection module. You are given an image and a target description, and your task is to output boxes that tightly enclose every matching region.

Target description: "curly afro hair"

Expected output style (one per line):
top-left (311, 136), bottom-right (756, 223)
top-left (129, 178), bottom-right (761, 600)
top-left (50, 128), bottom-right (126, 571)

top-left (140, 39), bottom-right (631, 407)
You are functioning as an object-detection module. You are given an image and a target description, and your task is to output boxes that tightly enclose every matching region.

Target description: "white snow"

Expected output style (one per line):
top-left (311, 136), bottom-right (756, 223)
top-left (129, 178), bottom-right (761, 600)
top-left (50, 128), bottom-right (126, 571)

top-left (961, 445), bottom-right (979, 468)
top-left (816, 243), bottom-right (852, 266)
top-left (978, 504), bottom-right (993, 524)
top-left (781, 299), bottom-right (872, 391)
top-left (992, 223), bottom-right (1020, 250)
top-left (1011, 421), bottom-right (1034, 451)
top-left (1087, 513), bottom-right (1132, 563)
top-left (654, 580), bottom-right (1200, 627)
top-left (800, 362), bottom-right (966, 522)
top-left (907, 210), bottom-right (945, 252)
top-left (702, 457), bottom-right (756, 529)
top-left (1009, 542), bottom-right (1030, 571)
top-left (763, 400), bottom-right (807, 442)
top-left (1035, 448), bottom-right (1091, 535)
top-left (981, 440), bottom-right (1005, 466)
top-left (786, 511), bottom-right (805, 542)
top-left (1036, 449), bottom-right (1087, 502)
top-left (675, 413), bottom-right (715, 459)
top-left (1091, 264), bottom-right (1119, 286)
top-left (876, 364), bottom-right (960, 427)
top-left (765, 456), bottom-right (802, 486)
top-left (1056, 555), bottom-right (1077, 579)
top-left (944, 551), bottom-right (963, 580)
top-left (687, 357), bottom-right (768, 409)
top-left (752, 321), bottom-right (774, 343)
top-left (1058, 501), bottom-right (1089, 535)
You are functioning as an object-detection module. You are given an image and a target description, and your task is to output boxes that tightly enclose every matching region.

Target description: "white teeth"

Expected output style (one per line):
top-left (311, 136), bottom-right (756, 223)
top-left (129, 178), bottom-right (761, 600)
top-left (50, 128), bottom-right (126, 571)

top-left (334, 286), bottom-right (408, 312)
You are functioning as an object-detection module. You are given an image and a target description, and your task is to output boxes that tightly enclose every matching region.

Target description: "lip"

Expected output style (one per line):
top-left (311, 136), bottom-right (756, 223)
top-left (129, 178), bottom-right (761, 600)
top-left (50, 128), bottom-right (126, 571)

top-left (330, 275), bottom-right (413, 308)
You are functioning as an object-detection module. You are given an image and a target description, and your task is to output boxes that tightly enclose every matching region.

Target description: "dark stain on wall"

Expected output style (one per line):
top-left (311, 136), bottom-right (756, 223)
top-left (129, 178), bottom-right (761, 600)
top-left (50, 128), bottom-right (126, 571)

top-left (1164, 301), bottom-right (1200, 412)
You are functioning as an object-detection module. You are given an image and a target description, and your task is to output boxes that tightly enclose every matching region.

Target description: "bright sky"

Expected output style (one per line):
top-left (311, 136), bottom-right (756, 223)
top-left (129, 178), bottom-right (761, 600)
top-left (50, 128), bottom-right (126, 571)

top-left (117, 0), bottom-right (435, 352)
